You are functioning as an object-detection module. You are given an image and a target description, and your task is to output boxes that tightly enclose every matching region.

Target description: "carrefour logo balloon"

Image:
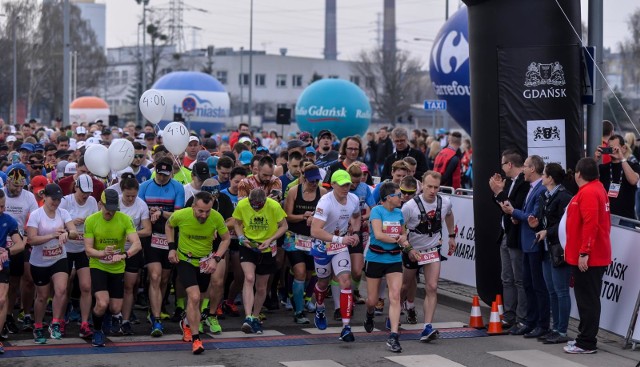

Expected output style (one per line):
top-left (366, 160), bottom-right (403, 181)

top-left (429, 6), bottom-right (471, 134)
top-left (295, 79), bottom-right (371, 139)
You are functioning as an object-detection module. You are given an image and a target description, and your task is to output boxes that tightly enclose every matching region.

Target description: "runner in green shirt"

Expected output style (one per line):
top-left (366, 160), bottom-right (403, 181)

top-left (166, 191), bottom-right (230, 355)
top-left (84, 189), bottom-right (142, 347)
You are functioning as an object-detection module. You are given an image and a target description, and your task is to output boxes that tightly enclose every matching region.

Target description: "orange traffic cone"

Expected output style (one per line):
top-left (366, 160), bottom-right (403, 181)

top-left (487, 301), bottom-right (503, 335)
top-left (469, 295), bottom-right (484, 329)
top-left (495, 294), bottom-right (505, 320)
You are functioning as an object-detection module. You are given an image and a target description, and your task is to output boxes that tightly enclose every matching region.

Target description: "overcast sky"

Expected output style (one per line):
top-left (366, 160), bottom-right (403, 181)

top-left (103, 0), bottom-right (637, 65)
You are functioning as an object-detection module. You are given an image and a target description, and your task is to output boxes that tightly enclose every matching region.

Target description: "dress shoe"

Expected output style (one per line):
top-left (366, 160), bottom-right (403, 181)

top-left (509, 323), bottom-right (533, 336)
top-left (524, 327), bottom-right (550, 339)
top-left (539, 330), bottom-right (559, 341)
top-left (544, 332), bottom-right (570, 344)
top-left (501, 320), bottom-right (515, 329)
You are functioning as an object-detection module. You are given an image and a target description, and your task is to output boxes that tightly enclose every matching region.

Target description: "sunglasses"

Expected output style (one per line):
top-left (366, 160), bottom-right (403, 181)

top-left (134, 154), bottom-right (146, 158)
top-left (385, 192), bottom-right (402, 200)
top-left (400, 188), bottom-right (416, 195)
top-left (201, 185), bottom-right (220, 196)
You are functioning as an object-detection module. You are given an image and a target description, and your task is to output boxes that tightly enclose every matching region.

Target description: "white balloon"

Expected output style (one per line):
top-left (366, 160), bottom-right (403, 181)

top-left (139, 89), bottom-right (167, 124)
top-left (162, 122), bottom-right (190, 156)
top-left (108, 139), bottom-right (135, 171)
top-left (84, 144), bottom-right (110, 178)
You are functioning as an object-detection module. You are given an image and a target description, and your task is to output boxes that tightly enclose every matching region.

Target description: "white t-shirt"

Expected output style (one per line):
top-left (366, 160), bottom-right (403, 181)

top-left (60, 194), bottom-right (99, 253)
top-left (27, 207), bottom-right (73, 267)
top-left (183, 183), bottom-right (200, 203)
top-left (4, 189), bottom-right (38, 232)
top-left (313, 192), bottom-right (360, 236)
top-left (107, 183), bottom-right (123, 195)
top-left (120, 196), bottom-right (150, 250)
top-left (402, 194), bottom-right (453, 250)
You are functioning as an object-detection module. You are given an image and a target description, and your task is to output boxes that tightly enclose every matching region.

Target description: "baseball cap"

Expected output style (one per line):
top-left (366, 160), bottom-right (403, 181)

top-left (192, 161), bottom-right (210, 181)
top-left (239, 137), bottom-right (252, 145)
top-left (155, 161), bottom-right (172, 176)
top-left (64, 162), bottom-right (77, 176)
top-left (76, 174), bottom-right (93, 193)
top-left (317, 129), bottom-right (333, 139)
top-left (144, 132), bottom-right (156, 140)
top-left (239, 150), bottom-right (253, 165)
top-left (196, 150), bottom-right (211, 163)
top-left (117, 166), bottom-right (134, 179)
top-left (331, 170), bottom-right (351, 186)
top-left (360, 163), bottom-right (370, 174)
top-left (101, 189), bottom-right (120, 211)
top-left (305, 146), bottom-right (316, 155)
top-left (42, 182), bottom-right (63, 199)
top-left (45, 143), bottom-right (57, 152)
top-left (304, 168), bottom-right (322, 182)
top-left (203, 138), bottom-right (217, 151)
top-left (256, 146), bottom-right (269, 154)
top-left (0, 144), bottom-right (8, 152)
top-left (55, 150), bottom-right (71, 159)
top-left (299, 131), bottom-right (312, 142)
top-left (189, 136), bottom-right (200, 144)
top-left (6, 135), bottom-right (16, 143)
top-left (287, 139), bottom-right (309, 150)
top-left (206, 156), bottom-right (218, 176)
top-left (7, 164), bottom-right (28, 181)
top-left (76, 126), bottom-right (87, 135)
top-left (34, 143), bottom-right (45, 152)
top-left (56, 160), bottom-right (69, 177)
top-left (19, 143), bottom-right (35, 152)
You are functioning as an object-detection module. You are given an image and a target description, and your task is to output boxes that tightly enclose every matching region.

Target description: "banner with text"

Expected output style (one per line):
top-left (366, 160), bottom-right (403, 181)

top-left (441, 195), bottom-right (476, 287)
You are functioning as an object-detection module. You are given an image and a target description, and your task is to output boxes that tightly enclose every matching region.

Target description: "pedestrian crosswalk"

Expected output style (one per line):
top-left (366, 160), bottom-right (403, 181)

top-left (488, 350), bottom-right (588, 367)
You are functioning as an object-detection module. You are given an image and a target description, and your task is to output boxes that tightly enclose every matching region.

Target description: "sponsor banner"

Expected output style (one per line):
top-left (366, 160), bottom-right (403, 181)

top-left (159, 89), bottom-right (230, 124)
top-left (527, 119), bottom-right (567, 168)
top-left (440, 194), bottom-right (476, 287)
top-left (497, 45), bottom-right (582, 171)
top-left (568, 224), bottom-right (640, 337)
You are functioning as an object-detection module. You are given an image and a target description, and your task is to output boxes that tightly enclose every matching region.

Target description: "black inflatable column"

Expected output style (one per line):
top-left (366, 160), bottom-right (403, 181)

top-left (462, 0), bottom-right (583, 305)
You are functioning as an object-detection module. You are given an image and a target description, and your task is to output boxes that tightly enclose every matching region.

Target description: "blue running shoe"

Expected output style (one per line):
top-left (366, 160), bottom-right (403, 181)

top-left (92, 330), bottom-right (105, 347)
top-left (339, 325), bottom-right (355, 342)
top-left (150, 321), bottom-right (163, 337)
top-left (241, 317), bottom-right (254, 334)
top-left (420, 324), bottom-right (439, 342)
top-left (314, 309), bottom-right (327, 330)
top-left (251, 318), bottom-right (263, 334)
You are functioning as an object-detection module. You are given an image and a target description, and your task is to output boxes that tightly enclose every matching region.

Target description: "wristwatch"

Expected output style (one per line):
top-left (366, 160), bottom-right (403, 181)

top-left (213, 255), bottom-right (222, 263)
top-left (579, 253), bottom-right (589, 257)
top-left (448, 234), bottom-right (456, 238)
top-left (621, 159), bottom-right (628, 163)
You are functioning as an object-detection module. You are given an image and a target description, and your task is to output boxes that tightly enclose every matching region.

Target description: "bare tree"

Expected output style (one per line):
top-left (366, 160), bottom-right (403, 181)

top-left (353, 47), bottom-right (423, 123)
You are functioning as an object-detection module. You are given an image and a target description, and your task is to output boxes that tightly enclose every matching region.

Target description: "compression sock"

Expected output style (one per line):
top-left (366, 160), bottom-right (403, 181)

top-left (93, 312), bottom-right (104, 332)
top-left (340, 288), bottom-right (353, 325)
top-left (292, 279), bottom-right (305, 314)
top-left (200, 298), bottom-right (209, 312)
top-left (176, 297), bottom-right (186, 310)
top-left (305, 274), bottom-right (318, 299)
top-left (314, 284), bottom-right (328, 308)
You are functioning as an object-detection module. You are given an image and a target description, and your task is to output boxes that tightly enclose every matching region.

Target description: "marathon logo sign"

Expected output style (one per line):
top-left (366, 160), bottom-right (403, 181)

top-left (439, 195), bottom-right (476, 288)
top-left (295, 105), bottom-right (371, 123)
top-left (601, 258), bottom-right (628, 303)
top-left (522, 61), bottom-right (567, 100)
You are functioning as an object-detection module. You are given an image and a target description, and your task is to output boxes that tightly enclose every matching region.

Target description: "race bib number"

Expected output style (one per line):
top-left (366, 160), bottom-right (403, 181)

top-left (99, 249), bottom-right (122, 264)
top-left (6, 236), bottom-right (13, 249)
top-left (608, 183), bottom-right (621, 198)
top-left (151, 233), bottom-right (169, 250)
top-left (295, 235), bottom-right (313, 252)
top-left (199, 254), bottom-right (212, 273)
top-left (382, 221), bottom-right (402, 239)
top-left (270, 242), bottom-right (278, 257)
top-left (417, 248), bottom-right (440, 265)
top-left (326, 241), bottom-right (348, 255)
top-left (42, 244), bottom-right (63, 260)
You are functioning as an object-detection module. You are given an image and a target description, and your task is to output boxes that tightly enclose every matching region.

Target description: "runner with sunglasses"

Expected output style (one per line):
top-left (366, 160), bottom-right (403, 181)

top-left (398, 176), bottom-right (419, 324)
top-left (233, 188), bottom-right (287, 334)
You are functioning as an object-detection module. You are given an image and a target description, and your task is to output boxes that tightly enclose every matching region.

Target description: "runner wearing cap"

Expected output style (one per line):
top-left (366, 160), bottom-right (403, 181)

top-left (283, 164), bottom-right (326, 324)
top-left (183, 136), bottom-right (201, 168)
top-left (138, 157), bottom-right (185, 337)
top-left (58, 156), bottom-right (106, 202)
top-left (167, 191), bottom-right (230, 354)
top-left (3, 166), bottom-right (39, 333)
top-left (184, 162), bottom-right (210, 203)
top-left (118, 176), bottom-right (151, 336)
top-left (84, 189), bottom-right (142, 347)
top-left (59, 174), bottom-right (99, 338)
top-left (0, 189), bottom-right (27, 352)
top-left (26, 183), bottom-right (79, 344)
top-left (233, 188), bottom-right (287, 334)
top-left (310, 169), bottom-right (361, 342)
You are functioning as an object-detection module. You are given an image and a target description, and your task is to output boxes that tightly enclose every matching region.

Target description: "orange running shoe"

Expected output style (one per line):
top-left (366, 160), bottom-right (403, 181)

top-left (192, 339), bottom-right (204, 354)
top-left (180, 320), bottom-right (192, 342)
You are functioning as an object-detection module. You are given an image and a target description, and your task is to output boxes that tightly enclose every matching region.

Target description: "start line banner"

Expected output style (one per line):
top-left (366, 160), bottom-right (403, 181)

top-left (440, 194), bottom-right (476, 287)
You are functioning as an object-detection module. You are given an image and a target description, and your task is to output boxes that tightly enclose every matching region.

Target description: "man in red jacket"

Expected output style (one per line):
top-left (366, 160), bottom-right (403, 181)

top-left (563, 157), bottom-right (611, 355)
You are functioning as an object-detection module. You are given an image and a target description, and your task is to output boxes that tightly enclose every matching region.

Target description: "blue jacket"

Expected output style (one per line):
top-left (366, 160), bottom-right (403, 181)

top-left (511, 180), bottom-right (546, 253)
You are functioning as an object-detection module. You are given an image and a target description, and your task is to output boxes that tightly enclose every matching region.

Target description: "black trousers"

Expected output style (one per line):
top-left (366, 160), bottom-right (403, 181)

top-left (572, 265), bottom-right (606, 350)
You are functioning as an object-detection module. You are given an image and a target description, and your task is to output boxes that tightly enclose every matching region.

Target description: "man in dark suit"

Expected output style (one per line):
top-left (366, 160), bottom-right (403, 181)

top-left (489, 150), bottom-right (529, 332)
top-left (501, 155), bottom-right (549, 338)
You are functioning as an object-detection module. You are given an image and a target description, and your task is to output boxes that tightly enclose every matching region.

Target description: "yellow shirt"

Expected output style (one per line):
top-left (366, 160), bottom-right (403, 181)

top-left (232, 198), bottom-right (286, 252)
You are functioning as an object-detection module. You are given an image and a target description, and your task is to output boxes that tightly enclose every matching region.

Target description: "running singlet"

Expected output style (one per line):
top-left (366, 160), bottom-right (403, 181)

top-left (220, 188), bottom-right (238, 207)
top-left (0, 213), bottom-right (18, 269)
top-left (367, 205), bottom-right (404, 264)
top-left (27, 207), bottom-right (72, 267)
top-left (119, 197), bottom-right (150, 250)
top-left (401, 195), bottom-right (453, 250)
top-left (138, 178), bottom-right (185, 234)
top-left (84, 211), bottom-right (137, 274)
top-left (4, 188), bottom-right (38, 231)
top-left (60, 194), bottom-right (99, 253)
top-left (312, 192), bottom-right (359, 256)
top-left (232, 198), bottom-right (286, 252)
top-left (169, 208), bottom-right (228, 267)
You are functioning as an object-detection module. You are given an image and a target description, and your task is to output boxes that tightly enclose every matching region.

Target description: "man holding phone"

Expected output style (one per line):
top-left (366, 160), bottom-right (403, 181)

top-left (237, 156), bottom-right (282, 201)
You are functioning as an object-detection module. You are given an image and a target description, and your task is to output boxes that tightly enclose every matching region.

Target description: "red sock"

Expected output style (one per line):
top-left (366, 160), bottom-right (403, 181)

top-left (35, 322), bottom-right (43, 329)
top-left (340, 288), bottom-right (353, 323)
top-left (314, 284), bottom-right (328, 307)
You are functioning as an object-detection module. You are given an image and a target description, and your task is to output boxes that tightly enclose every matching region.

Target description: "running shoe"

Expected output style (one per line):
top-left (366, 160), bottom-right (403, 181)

top-left (79, 323), bottom-right (94, 338)
top-left (314, 309), bottom-right (327, 330)
top-left (364, 313), bottom-right (375, 333)
top-left (339, 325), bottom-right (355, 342)
top-left (170, 307), bottom-right (184, 323)
top-left (257, 313), bottom-right (267, 322)
top-left (563, 344), bottom-right (597, 354)
top-left (22, 315), bottom-right (34, 332)
top-left (294, 312), bottom-right (310, 324)
top-left (222, 301), bottom-right (240, 317)
top-left (0, 325), bottom-right (7, 339)
top-left (387, 333), bottom-right (402, 353)
top-left (17, 310), bottom-right (25, 323)
top-left (130, 312), bottom-right (140, 324)
top-left (92, 330), bottom-right (105, 347)
top-left (180, 320), bottom-right (192, 342)
top-left (333, 308), bottom-right (342, 321)
top-left (150, 321), bottom-right (163, 337)
top-left (68, 307), bottom-right (81, 323)
top-left (59, 322), bottom-right (66, 337)
top-left (121, 321), bottom-right (134, 336)
top-left (48, 322), bottom-right (62, 340)
top-left (192, 339), bottom-right (204, 355)
top-left (251, 318), bottom-right (263, 334)
top-left (241, 317), bottom-right (254, 334)
top-left (374, 298), bottom-right (385, 316)
top-left (160, 312), bottom-right (171, 320)
top-left (215, 304), bottom-right (226, 320)
top-left (420, 324), bottom-right (439, 342)
top-left (45, 300), bottom-right (53, 315)
top-left (110, 316), bottom-right (123, 336)
top-left (206, 316), bottom-right (222, 334)
top-left (0, 341), bottom-right (4, 354)
top-left (406, 307), bottom-right (418, 324)
top-left (5, 315), bottom-right (19, 334)
top-left (102, 312), bottom-right (112, 334)
top-left (33, 327), bottom-right (47, 344)
top-left (305, 299), bottom-right (316, 313)
top-left (353, 290), bottom-right (366, 305)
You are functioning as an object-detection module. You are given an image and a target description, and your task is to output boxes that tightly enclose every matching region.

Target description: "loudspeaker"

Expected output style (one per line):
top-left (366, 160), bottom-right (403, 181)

top-left (276, 108), bottom-right (291, 125)
top-left (173, 113), bottom-right (184, 122)
top-left (108, 114), bottom-right (118, 126)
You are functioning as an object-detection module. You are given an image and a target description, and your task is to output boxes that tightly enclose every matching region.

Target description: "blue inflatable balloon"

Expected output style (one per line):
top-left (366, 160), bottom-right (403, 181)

top-left (152, 71), bottom-right (230, 133)
top-left (429, 7), bottom-right (471, 134)
top-left (295, 79), bottom-right (371, 139)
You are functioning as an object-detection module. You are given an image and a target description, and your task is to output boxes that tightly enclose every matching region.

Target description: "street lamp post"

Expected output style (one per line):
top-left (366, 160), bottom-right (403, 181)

top-left (248, 0), bottom-right (253, 127)
top-left (141, 0), bottom-right (148, 93)
top-left (240, 46), bottom-right (244, 117)
top-left (12, 16), bottom-right (18, 125)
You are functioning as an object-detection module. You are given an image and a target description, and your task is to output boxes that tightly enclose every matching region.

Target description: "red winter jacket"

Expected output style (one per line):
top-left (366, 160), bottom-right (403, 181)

top-left (565, 180), bottom-right (611, 267)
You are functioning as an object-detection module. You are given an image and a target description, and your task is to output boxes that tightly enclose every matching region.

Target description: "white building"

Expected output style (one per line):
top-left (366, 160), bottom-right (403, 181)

top-left (72, 0), bottom-right (106, 53)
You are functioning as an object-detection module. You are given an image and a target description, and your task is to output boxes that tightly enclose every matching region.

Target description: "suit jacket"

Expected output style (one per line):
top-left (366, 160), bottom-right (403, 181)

top-left (493, 172), bottom-right (529, 249)
top-left (512, 180), bottom-right (547, 253)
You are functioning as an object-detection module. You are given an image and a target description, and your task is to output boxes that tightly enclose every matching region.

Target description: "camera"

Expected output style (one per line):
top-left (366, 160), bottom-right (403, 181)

top-left (600, 147), bottom-right (613, 154)
top-left (270, 189), bottom-right (282, 198)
